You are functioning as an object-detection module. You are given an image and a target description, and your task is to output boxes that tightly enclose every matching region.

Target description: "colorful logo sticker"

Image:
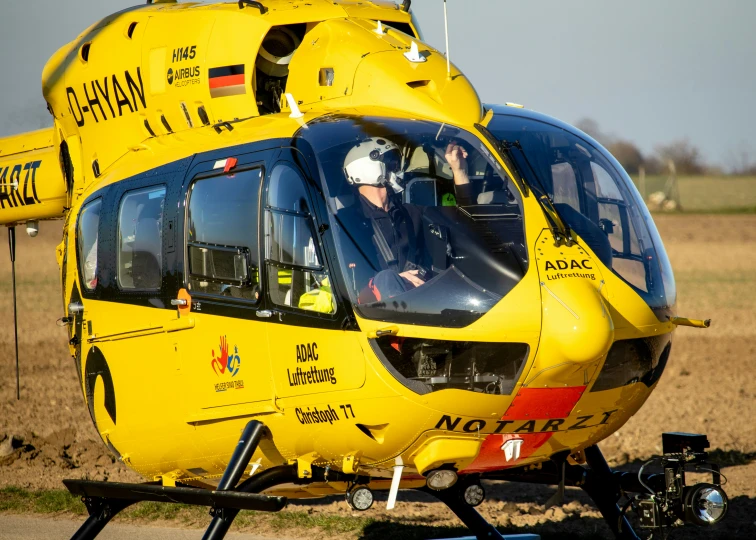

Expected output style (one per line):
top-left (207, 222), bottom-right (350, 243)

top-left (211, 336), bottom-right (243, 392)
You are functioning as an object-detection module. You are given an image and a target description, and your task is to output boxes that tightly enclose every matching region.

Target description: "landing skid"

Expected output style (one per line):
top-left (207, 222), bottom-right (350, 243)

top-left (64, 479), bottom-right (286, 540)
top-left (65, 420), bottom-right (362, 540)
top-left (66, 431), bottom-right (702, 540)
top-left (66, 420), bottom-right (286, 540)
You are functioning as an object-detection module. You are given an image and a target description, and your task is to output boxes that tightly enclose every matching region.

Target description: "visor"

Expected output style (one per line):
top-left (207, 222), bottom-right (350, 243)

top-left (371, 148), bottom-right (402, 174)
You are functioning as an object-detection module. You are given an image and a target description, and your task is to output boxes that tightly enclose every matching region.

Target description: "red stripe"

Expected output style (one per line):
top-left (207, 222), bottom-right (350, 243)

top-left (209, 74), bottom-right (245, 89)
top-left (462, 386), bottom-right (587, 473)
top-left (502, 386), bottom-right (586, 420)
top-left (464, 433), bottom-right (554, 473)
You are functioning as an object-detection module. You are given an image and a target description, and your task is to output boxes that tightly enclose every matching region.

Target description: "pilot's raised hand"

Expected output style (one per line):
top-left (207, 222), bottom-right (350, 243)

top-left (445, 142), bottom-right (470, 185)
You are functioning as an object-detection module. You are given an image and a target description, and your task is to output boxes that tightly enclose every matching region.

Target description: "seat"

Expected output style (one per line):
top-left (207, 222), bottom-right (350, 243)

top-left (476, 189), bottom-right (512, 204)
top-left (131, 218), bottom-right (161, 289)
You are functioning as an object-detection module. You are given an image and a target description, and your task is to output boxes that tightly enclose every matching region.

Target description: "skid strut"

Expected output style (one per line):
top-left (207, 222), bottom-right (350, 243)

top-left (65, 420), bottom-right (283, 540)
top-left (482, 445), bottom-right (644, 540)
top-left (68, 496), bottom-right (134, 540)
top-left (203, 420), bottom-right (268, 540)
top-left (421, 485), bottom-right (506, 540)
top-left (582, 445), bottom-right (642, 540)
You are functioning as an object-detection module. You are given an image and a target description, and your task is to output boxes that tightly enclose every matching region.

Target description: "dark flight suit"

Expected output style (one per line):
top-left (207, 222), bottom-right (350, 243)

top-left (356, 184), bottom-right (475, 303)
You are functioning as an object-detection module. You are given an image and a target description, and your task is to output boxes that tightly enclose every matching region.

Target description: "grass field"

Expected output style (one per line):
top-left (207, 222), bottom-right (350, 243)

top-left (630, 174), bottom-right (756, 212)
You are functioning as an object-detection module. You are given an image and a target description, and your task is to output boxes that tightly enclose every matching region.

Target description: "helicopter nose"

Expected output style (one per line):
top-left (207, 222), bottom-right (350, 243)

top-left (526, 278), bottom-right (614, 388)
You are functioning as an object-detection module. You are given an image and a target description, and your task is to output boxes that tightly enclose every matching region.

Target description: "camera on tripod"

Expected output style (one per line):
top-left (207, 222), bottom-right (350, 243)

top-left (633, 432), bottom-right (727, 532)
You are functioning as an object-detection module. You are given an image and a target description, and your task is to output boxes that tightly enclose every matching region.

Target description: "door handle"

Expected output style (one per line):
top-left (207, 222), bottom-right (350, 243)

top-left (173, 289), bottom-right (192, 317)
top-left (256, 310), bottom-right (273, 318)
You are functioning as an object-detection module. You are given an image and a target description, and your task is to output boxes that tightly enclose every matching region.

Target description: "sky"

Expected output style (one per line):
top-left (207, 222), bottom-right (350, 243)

top-left (1, 0), bottom-right (754, 168)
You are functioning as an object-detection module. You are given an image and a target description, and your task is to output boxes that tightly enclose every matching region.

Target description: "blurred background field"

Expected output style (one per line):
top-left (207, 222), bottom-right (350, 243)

top-left (631, 175), bottom-right (756, 213)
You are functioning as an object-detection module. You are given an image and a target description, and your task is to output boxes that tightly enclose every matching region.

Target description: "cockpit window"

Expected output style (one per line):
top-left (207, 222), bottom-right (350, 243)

top-left (264, 163), bottom-right (336, 315)
top-left (486, 114), bottom-right (676, 313)
top-left (295, 116), bottom-right (527, 328)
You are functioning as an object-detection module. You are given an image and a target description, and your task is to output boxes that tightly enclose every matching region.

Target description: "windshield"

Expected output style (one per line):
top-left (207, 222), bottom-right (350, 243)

top-left (486, 113), bottom-right (676, 313)
top-left (296, 116), bottom-right (527, 328)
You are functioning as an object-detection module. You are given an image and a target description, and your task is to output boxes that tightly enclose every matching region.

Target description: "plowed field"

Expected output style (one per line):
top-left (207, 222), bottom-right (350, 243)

top-left (2, 215), bottom-right (755, 539)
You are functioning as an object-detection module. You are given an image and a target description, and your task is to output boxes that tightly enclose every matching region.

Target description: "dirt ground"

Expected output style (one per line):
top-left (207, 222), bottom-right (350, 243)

top-left (1, 215), bottom-right (755, 539)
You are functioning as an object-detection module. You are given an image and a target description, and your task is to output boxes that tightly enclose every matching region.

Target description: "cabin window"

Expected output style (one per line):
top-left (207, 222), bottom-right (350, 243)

top-left (186, 168), bottom-right (262, 301)
top-left (77, 198), bottom-right (101, 290)
top-left (117, 186), bottom-right (166, 290)
top-left (264, 164), bottom-right (335, 315)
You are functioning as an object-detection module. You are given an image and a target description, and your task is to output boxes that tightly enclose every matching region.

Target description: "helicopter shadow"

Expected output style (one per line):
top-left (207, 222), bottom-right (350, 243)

top-left (357, 493), bottom-right (756, 540)
top-left (286, 478), bottom-right (756, 539)
top-left (358, 500), bottom-right (756, 540)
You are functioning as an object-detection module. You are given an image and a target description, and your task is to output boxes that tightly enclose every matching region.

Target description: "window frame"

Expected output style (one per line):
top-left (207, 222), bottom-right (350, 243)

top-left (116, 184), bottom-right (167, 293)
top-left (76, 197), bottom-right (102, 293)
top-left (182, 164), bottom-right (265, 306)
top-left (262, 160), bottom-right (337, 317)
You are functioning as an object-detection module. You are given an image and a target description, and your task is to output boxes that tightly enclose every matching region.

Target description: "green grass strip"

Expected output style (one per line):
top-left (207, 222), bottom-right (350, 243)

top-left (0, 486), bottom-right (609, 539)
top-left (663, 206), bottom-right (756, 215)
top-left (0, 487), bottom-right (374, 533)
top-left (0, 487), bottom-right (86, 514)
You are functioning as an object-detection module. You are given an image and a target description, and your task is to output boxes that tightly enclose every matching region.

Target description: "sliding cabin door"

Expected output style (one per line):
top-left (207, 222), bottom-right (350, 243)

top-left (177, 150), bottom-right (275, 425)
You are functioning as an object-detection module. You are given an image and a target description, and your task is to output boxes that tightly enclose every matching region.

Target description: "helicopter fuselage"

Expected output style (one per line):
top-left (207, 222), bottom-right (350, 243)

top-left (1, 0), bottom-right (677, 498)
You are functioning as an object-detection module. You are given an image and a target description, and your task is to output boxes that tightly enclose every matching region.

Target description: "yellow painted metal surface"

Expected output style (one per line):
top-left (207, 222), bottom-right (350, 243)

top-left (0, 128), bottom-right (67, 225)
top-left (2, 0), bottom-right (685, 500)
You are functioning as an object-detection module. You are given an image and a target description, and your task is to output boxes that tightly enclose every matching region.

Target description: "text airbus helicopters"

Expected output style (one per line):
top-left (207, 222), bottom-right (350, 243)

top-left (0, 0), bottom-right (729, 539)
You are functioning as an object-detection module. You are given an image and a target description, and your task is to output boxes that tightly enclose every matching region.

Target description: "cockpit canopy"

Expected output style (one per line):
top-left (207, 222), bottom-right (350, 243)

top-left (294, 109), bottom-right (675, 328)
top-left (484, 107), bottom-right (676, 315)
top-left (296, 116), bottom-right (527, 328)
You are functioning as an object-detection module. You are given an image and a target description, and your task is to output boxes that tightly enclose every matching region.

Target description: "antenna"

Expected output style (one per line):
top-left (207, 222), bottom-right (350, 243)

top-left (285, 93), bottom-right (304, 119)
top-left (8, 226), bottom-right (19, 400)
top-left (443, 0), bottom-right (451, 79)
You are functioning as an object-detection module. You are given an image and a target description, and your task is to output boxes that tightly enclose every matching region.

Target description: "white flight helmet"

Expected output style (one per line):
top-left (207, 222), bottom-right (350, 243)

top-left (344, 137), bottom-right (404, 191)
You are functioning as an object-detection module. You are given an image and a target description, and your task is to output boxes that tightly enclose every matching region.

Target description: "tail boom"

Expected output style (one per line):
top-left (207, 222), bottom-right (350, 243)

top-left (0, 127), bottom-right (67, 225)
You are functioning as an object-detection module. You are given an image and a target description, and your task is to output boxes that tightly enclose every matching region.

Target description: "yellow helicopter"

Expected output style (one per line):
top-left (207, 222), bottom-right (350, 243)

top-left (0, 1), bottom-right (729, 539)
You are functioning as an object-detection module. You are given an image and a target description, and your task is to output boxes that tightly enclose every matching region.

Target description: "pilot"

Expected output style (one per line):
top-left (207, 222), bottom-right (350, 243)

top-left (343, 137), bottom-right (473, 302)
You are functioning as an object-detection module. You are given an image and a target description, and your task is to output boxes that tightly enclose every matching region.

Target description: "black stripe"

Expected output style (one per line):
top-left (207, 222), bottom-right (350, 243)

top-left (209, 64), bottom-right (245, 78)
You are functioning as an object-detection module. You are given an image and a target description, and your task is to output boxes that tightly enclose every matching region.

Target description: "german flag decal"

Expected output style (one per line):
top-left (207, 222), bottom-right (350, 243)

top-left (209, 65), bottom-right (246, 98)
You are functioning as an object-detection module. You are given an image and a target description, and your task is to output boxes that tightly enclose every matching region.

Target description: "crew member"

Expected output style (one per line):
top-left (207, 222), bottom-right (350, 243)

top-left (342, 137), bottom-right (472, 302)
